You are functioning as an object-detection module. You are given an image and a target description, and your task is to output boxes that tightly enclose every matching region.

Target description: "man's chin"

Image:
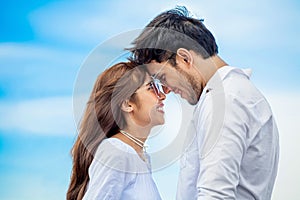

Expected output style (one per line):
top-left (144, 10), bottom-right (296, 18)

top-left (177, 91), bottom-right (198, 105)
top-left (185, 95), bottom-right (198, 105)
top-left (187, 99), bottom-right (198, 105)
top-left (179, 96), bottom-right (196, 105)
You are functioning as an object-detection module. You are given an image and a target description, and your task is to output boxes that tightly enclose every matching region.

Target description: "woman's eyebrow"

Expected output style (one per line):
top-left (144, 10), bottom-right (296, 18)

top-left (146, 81), bottom-right (152, 86)
top-left (140, 81), bottom-right (152, 87)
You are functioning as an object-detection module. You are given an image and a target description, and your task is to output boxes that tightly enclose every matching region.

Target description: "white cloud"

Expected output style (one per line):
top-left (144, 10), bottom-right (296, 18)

top-left (0, 43), bottom-right (86, 96)
top-left (26, 0), bottom-right (300, 49)
top-left (183, 0), bottom-right (300, 48)
top-left (0, 43), bottom-right (84, 65)
top-left (0, 96), bottom-right (76, 136)
top-left (28, 0), bottom-right (169, 45)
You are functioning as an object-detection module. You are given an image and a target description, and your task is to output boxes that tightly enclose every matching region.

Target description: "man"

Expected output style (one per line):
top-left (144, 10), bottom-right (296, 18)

top-left (129, 6), bottom-right (279, 200)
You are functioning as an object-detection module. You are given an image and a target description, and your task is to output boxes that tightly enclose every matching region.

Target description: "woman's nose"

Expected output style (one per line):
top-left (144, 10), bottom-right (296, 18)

top-left (158, 91), bottom-right (166, 100)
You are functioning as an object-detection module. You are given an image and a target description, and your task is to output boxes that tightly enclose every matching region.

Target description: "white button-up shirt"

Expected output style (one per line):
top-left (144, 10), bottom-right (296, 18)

top-left (176, 66), bottom-right (279, 200)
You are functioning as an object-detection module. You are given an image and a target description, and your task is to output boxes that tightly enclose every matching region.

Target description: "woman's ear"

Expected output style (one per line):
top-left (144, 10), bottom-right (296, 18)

top-left (176, 48), bottom-right (193, 68)
top-left (121, 100), bottom-right (133, 113)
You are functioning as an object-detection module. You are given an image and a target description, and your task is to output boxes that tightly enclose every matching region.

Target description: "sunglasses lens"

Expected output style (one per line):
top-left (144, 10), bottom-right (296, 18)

top-left (152, 79), bottom-right (170, 95)
top-left (153, 82), bottom-right (160, 95)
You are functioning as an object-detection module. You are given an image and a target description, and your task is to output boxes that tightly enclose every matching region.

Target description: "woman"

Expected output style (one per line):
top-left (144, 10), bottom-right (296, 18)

top-left (67, 62), bottom-right (167, 200)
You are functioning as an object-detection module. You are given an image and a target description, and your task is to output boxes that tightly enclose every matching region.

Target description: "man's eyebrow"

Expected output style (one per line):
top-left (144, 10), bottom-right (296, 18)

top-left (152, 59), bottom-right (169, 79)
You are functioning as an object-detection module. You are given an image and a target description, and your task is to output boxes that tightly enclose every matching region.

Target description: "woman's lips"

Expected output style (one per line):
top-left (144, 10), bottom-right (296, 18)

top-left (156, 103), bottom-right (164, 113)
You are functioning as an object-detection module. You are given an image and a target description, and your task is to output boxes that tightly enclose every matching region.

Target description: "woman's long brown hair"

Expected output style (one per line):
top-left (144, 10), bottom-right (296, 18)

top-left (66, 62), bottom-right (146, 200)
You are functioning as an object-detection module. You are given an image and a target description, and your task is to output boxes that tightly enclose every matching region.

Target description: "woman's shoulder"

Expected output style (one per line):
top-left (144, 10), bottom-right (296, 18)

top-left (93, 138), bottom-right (142, 173)
top-left (98, 138), bottom-right (136, 154)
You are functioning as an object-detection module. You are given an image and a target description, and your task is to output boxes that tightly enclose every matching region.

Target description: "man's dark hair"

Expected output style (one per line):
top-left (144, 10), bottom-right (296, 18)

top-left (129, 6), bottom-right (218, 66)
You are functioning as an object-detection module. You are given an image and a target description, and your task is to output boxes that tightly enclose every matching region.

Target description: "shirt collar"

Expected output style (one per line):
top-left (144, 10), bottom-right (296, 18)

top-left (198, 66), bottom-right (252, 102)
top-left (207, 66), bottom-right (251, 90)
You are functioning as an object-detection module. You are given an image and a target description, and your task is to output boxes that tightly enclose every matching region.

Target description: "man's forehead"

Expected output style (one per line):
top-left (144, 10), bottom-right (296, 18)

top-left (146, 62), bottom-right (167, 76)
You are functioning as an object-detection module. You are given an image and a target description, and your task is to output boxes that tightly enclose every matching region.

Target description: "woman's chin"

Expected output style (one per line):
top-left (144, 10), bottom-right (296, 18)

top-left (153, 118), bottom-right (165, 126)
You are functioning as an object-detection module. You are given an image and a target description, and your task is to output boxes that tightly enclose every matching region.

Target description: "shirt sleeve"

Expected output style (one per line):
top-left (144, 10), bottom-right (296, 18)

top-left (82, 143), bottom-right (136, 200)
top-left (196, 93), bottom-right (249, 199)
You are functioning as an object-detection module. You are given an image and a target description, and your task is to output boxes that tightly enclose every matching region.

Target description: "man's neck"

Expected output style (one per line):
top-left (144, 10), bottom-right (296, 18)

top-left (210, 55), bottom-right (228, 70)
top-left (199, 55), bottom-right (228, 84)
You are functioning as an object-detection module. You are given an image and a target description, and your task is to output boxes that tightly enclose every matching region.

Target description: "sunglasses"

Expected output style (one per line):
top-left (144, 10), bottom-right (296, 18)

top-left (150, 78), bottom-right (170, 98)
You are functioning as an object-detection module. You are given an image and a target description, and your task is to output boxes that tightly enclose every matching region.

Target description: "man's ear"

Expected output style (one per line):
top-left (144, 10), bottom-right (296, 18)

top-left (176, 48), bottom-right (193, 68)
top-left (121, 100), bottom-right (133, 113)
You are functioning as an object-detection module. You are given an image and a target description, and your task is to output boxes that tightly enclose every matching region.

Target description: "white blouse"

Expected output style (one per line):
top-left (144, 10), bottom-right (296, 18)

top-left (82, 138), bottom-right (162, 200)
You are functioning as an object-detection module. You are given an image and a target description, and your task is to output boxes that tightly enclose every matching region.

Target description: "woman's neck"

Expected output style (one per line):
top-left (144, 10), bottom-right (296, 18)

top-left (122, 125), bottom-right (151, 143)
top-left (112, 125), bottom-right (151, 159)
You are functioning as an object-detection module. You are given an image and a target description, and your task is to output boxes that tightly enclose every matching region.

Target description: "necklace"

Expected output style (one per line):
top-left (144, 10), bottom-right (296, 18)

top-left (120, 130), bottom-right (148, 152)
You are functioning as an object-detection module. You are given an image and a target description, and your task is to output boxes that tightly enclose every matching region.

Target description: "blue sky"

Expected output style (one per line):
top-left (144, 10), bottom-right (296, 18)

top-left (0, 0), bottom-right (300, 199)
